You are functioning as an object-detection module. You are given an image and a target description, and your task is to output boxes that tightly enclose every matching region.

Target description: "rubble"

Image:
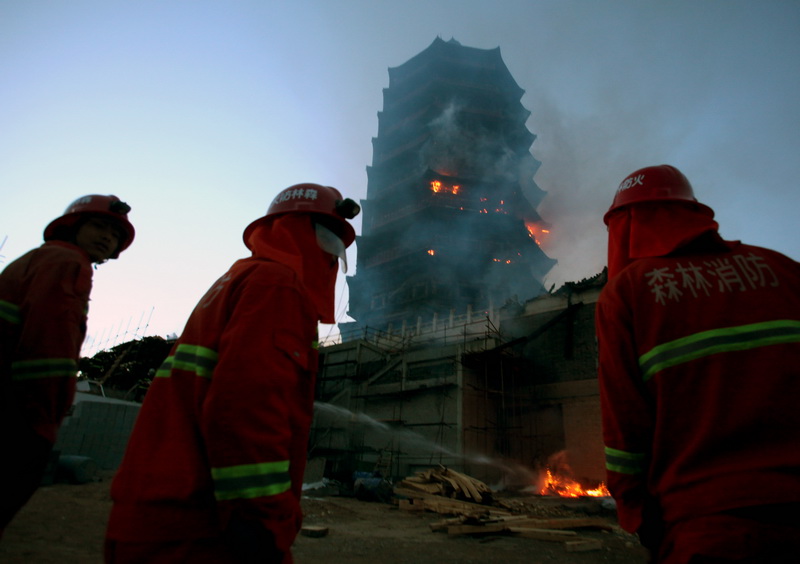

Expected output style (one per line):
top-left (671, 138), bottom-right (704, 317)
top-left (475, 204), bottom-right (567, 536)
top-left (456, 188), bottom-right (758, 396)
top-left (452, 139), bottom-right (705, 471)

top-left (394, 466), bottom-right (622, 553)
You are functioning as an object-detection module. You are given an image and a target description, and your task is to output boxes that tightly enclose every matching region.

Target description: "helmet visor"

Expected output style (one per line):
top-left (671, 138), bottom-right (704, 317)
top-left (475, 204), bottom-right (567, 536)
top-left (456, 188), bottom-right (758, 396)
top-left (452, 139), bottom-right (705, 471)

top-left (316, 222), bottom-right (348, 273)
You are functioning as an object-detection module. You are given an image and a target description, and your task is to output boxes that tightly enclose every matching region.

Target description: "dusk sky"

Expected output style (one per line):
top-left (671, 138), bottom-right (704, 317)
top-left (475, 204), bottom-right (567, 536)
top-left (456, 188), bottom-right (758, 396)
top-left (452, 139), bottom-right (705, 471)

top-left (1, 1), bottom-right (798, 355)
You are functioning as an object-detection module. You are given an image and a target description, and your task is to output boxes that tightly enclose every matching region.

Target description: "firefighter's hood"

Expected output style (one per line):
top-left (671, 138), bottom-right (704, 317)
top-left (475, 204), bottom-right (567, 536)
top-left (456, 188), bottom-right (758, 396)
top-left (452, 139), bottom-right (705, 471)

top-left (606, 202), bottom-right (722, 280)
top-left (246, 213), bottom-right (338, 323)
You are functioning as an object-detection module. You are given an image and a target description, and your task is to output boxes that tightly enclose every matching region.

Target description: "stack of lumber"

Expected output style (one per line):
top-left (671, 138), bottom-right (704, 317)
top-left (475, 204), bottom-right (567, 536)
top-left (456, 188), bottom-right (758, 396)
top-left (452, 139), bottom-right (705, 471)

top-left (395, 465), bottom-right (493, 503)
top-left (428, 512), bottom-right (609, 552)
top-left (394, 491), bottom-right (512, 520)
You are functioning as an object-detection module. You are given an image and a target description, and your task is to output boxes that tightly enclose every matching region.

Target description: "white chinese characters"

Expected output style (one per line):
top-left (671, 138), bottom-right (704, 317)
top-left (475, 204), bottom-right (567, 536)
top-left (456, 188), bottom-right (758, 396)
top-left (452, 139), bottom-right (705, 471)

top-left (646, 252), bottom-right (779, 304)
top-left (272, 187), bottom-right (319, 205)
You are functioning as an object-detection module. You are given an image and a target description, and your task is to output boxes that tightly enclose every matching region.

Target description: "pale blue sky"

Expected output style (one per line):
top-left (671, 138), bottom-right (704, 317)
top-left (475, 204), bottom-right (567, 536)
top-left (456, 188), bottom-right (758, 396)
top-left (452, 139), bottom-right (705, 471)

top-left (1, 1), bottom-right (798, 354)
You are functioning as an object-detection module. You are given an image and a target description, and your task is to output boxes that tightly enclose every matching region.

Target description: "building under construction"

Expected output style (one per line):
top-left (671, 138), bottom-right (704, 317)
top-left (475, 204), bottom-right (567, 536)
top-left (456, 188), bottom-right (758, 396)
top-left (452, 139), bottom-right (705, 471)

top-left (311, 39), bottom-right (606, 489)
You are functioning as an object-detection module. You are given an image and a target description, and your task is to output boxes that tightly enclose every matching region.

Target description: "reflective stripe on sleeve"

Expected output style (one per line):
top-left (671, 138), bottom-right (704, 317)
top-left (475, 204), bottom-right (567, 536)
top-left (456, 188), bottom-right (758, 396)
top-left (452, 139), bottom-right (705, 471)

top-left (639, 319), bottom-right (800, 382)
top-left (211, 460), bottom-right (292, 501)
top-left (155, 343), bottom-right (218, 379)
top-left (11, 358), bottom-right (78, 382)
top-left (0, 300), bottom-right (21, 325)
top-left (605, 446), bottom-right (647, 475)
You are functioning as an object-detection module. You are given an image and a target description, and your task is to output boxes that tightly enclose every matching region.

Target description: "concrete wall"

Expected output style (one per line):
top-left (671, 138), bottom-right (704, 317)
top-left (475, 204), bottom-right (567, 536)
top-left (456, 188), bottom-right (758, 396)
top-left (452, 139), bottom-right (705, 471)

top-left (535, 379), bottom-right (605, 484)
top-left (54, 393), bottom-right (140, 471)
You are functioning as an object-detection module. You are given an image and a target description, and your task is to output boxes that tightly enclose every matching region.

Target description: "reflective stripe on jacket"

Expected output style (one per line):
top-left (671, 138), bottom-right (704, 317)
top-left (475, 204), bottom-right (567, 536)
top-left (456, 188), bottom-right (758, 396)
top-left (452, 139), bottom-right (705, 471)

top-left (597, 242), bottom-right (800, 533)
top-left (0, 242), bottom-right (92, 444)
top-left (639, 319), bottom-right (800, 381)
top-left (108, 256), bottom-right (319, 556)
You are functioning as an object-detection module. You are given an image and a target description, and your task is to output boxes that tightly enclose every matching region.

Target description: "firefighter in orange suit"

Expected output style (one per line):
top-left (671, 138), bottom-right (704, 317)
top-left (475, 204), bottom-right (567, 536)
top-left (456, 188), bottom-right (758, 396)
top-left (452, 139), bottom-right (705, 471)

top-left (105, 184), bottom-right (360, 563)
top-left (596, 165), bottom-right (800, 563)
top-left (0, 195), bottom-right (135, 536)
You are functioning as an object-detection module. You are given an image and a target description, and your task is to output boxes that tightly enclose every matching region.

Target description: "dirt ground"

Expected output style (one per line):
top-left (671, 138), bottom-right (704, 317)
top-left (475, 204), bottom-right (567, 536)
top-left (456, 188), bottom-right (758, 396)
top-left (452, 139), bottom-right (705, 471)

top-left (0, 476), bottom-right (649, 564)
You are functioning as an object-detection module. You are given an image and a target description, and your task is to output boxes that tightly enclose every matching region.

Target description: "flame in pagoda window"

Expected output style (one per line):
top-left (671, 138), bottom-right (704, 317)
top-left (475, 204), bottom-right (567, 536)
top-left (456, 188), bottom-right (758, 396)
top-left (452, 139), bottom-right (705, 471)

top-left (476, 196), bottom-right (508, 214)
top-left (525, 221), bottom-right (551, 246)
top-left (430, 180), bottom-right (460, 195)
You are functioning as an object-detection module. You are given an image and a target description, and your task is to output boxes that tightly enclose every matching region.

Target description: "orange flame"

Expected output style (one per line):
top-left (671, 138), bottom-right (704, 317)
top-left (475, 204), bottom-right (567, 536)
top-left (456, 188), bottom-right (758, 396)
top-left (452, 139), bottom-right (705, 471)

top-left (525, 221), bottom-right (551, 246)
top-left (427, 249), bottom-right (436, 256)
top-left (539, 469), bottom-right (610, 498)
top-left (430, 180), bottom-right (460, 195)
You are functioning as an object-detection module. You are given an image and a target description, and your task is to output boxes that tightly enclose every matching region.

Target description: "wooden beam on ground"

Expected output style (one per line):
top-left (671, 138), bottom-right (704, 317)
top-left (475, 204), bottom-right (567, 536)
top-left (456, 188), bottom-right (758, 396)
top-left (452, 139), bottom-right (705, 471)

top-left (393, 487), bottom-right (511, 518)
top-left (565, 539), bottom-right (603, 552)
top-left (447, 523), bottom-right (508, 536)
top-left (499, 517), bottom-right (613, 531)
top-left (506, 527), bottom-right (579, 541)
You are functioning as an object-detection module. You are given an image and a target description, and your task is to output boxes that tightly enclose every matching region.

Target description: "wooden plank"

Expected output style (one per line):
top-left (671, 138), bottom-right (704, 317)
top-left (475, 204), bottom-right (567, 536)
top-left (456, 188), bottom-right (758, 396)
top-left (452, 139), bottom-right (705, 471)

top-left (498, 517), bottom-right (613, 531)
top-left (300, 526), bottom-right (329, 538)
top-left (507, 527), bottom-right (579, 541)
top-left (457, 474), bottom-right (483, 502)
top-left (393, 487), bottom-right (511, 516)
top-left (439, 474), bottom-right (464, 496)
top-left (423, 501), bottom-right (484, 517)
top-left (441, 467), bottom-right (490, 502)
top-left (429, 516), bottom-right (463, 532)
top-left (440, 469), bottom-right (477, 501)
top-left (447, 523), bottom-right (507, 536)
top-left (481, 514), bottom-right (531, 524)
top-left (565, 539), bottom-right (603, 552)
top-left (397, 481), bottom-right (442, 495)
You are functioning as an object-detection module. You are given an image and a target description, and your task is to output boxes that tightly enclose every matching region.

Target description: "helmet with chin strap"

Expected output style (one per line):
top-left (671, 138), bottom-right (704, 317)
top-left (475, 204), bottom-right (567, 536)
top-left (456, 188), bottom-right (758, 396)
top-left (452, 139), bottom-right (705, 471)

top-left (604, 165), bottom-right (713, 225)
top-left (44, 194), bottom-right (135, 258)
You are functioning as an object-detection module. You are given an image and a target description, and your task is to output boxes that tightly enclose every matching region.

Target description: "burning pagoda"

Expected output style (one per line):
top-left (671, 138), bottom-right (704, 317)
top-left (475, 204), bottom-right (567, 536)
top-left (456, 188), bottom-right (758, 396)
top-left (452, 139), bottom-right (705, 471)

top-left (343, 38), bottom-right (555, 334)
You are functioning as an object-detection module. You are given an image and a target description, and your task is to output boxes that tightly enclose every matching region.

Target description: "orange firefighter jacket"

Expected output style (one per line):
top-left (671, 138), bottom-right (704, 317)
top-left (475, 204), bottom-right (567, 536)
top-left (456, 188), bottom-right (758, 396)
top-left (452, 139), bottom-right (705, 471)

top-left (106, 255), bottom-right (319, 557)
top-left (597, 241), bottom-right (800, 535)
top-left (0, 241), bottom-right (92, 444)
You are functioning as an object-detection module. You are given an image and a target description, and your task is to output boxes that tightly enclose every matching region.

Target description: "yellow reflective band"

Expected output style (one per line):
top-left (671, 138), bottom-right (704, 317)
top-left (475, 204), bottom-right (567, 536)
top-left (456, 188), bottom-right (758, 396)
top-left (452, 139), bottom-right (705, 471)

top-left (154, 343), bottom-right (219, 379)
top-left (605, 446), bottom-right (647, 475)
top-left (211, 460), bottom-right (291, 501)
top-left (639, 320), bottom-right (800, 381)
top-left (0, 300), bottom-right (21, 325)
top-left (11, 358), bottom-right (78, 382)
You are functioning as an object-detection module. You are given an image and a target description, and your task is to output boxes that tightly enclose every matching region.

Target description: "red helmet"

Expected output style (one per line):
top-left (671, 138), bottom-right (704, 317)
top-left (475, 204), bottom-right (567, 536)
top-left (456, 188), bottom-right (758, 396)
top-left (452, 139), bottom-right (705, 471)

top-left (44, 195), bottom-right (135, 258)
top-left (603, 165), bottom-right (713, 224)
top-left (243, 183), bottom-right (360, 250)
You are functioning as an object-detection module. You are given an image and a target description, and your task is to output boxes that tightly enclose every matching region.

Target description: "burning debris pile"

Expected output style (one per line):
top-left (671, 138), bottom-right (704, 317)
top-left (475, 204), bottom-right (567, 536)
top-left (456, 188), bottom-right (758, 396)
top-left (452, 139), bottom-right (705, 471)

top-left (393, 465), bottom-right (619, 553)
top-left (536, 450), bottom-right (611, 498)
top-left (539, 468), bottom-right (610, 498)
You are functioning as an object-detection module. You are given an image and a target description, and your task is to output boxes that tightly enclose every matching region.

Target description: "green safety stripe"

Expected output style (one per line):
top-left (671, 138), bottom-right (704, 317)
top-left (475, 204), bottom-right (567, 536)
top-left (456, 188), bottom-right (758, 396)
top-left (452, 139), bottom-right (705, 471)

top-left (0, 300), bottom-right (21, 325)
top-left (211, 460), bottom-right (291, 501)
top-left (155, 343), bottom-right (218, 379)
top-left (639, 320), bottom-right (800, 382)
top-left (11, 358), bottom-right (78, 382)
top-left (605, 446), bottom-right (647, 475)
